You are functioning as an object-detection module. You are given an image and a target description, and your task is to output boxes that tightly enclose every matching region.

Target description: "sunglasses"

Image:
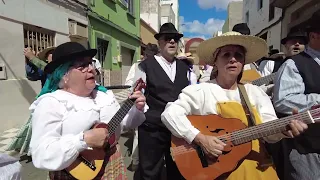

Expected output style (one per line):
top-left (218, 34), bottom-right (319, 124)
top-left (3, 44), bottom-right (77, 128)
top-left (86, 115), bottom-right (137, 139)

top-left (161, 35), bottom-right (181, 42)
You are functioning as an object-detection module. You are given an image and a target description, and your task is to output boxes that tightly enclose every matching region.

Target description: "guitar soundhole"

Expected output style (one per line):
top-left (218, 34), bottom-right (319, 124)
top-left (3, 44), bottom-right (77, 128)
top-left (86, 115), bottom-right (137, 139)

top-left (206, 126), bottom-right (209, 128)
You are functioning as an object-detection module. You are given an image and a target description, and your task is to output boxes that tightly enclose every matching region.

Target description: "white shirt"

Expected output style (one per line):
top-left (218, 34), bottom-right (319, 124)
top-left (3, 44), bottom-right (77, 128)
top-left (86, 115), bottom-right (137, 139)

top-left (125, 60), bottom-right (142, 86)
top-left (258, 60), bottom-right (275, 77)
top-left (0, 154), bottom-right (22, 180)
top-left (134, 55), bottom-right (197, 85)
top-left (161, 81), bottom-right (287, 144)
top-left (199, 65), bottom-right (213, 83)
top-left (93, 58), bottom-right (102, 74)
top-left (29, 90), bottom-right (146, 171)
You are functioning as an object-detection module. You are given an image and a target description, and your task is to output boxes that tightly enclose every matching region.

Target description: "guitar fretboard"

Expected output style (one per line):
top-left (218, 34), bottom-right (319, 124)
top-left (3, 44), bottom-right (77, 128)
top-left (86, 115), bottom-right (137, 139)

top-left (252, 73), bottom-right (276, 86)
top-left (218, 108), bottom-right (320, 145)
top-left (107, 98), bottom-right (135, 135)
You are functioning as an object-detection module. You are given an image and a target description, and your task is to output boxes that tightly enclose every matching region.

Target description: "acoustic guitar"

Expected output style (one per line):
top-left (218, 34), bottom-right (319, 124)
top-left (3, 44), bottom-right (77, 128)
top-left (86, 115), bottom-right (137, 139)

top-left (241, 70), bottom-right (276, 87)
top-left (171, 107), bottom-right (320, 180)
top-left (65, 78), bottom-right (146, 180)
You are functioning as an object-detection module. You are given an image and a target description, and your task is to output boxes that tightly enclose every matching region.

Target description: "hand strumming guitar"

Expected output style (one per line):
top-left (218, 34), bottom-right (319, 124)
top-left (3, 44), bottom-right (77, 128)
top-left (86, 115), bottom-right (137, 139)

top-left (84, 128), bottom-right (109, 148)
top-left (193, 133), bottom-right (226, 158)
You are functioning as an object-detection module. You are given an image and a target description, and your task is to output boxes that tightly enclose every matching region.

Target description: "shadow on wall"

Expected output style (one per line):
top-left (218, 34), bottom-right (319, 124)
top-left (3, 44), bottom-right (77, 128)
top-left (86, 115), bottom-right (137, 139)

top-left (0, 53), bottom-right (37, 105)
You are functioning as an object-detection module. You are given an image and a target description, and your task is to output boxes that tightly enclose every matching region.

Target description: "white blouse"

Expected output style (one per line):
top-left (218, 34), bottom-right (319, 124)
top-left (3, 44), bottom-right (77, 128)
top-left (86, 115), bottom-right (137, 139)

top-left (29, 90), bottom-right (146, 171)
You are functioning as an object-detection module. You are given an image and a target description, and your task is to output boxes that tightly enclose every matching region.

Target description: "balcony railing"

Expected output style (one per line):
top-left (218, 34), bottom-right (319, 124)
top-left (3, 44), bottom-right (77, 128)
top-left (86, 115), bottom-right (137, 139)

top-left (270, 0), bottom-right (295, 8)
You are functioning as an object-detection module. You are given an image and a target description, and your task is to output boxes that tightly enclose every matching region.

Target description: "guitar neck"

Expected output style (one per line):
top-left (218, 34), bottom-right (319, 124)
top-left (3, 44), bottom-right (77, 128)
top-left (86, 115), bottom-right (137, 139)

top-left (252, 73), bottom-right (276, 86)
top-left (224, 109), bottom-right (320, 145)
top-left (107, 98), bottom-right (135, 135)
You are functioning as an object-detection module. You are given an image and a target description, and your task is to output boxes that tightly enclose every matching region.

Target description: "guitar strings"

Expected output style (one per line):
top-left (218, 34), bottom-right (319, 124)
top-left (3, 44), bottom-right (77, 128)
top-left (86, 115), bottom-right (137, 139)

top-left (174, 110), bottom-right (319, 154)
top-left (216, 109), bottom-right (320, 144)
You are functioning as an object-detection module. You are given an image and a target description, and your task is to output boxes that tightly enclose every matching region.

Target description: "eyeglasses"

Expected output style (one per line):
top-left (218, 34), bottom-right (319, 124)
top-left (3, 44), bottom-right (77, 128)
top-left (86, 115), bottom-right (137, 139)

top-left (72, 60), bottom-right (95, 72)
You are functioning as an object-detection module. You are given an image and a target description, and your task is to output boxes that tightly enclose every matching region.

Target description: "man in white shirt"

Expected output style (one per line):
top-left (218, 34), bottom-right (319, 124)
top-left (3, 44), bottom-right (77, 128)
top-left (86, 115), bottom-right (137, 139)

top-left (134, 23), bottom-right (196, 180)
top-left (125, 43), bottom-right (159, 171)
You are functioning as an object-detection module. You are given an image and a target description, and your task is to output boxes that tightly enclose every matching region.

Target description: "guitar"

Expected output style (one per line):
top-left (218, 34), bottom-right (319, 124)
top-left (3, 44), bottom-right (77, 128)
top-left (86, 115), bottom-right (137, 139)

top-left (171, 107), bottom-right (320, 180)
top-left (65, 78), bottom-right (146, 180)
top-left (241, 69), bottom-right (276, 86)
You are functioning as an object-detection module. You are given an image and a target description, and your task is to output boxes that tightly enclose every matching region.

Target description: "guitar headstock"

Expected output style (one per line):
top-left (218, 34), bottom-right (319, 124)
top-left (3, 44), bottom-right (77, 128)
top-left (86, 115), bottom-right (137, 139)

top-left (132, 78), bottom-right (146, 92)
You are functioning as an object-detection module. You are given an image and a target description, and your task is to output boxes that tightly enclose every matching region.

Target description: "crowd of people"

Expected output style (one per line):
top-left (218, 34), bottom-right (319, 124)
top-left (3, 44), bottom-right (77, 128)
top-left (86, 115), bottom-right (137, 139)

top-left (2, 11), bottom-right (320, 180)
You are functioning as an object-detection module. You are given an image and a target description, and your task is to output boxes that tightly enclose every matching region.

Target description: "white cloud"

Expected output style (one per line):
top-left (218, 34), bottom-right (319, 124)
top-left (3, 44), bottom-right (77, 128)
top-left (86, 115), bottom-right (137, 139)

top-left (197, 0), bottom-right (243, 10)
top-left (179, 16), bottom-right (225, 38)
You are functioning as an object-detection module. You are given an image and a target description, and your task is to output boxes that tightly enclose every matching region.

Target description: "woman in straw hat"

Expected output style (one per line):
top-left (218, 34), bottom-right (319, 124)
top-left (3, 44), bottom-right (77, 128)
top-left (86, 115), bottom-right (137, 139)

top-left (26, 42), bottom-right (146, 180)
top-left (161, 31), bottom-right (307, 179)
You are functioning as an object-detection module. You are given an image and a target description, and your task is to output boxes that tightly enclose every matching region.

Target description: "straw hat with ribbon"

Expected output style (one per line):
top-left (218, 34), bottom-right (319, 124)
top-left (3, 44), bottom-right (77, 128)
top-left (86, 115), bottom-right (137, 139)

top-left (197, 31), bottom-right (268, 65)
top-left (176, 52), bottom-right (198, 65)
top-left (38, 47), bottom-right (56, 61)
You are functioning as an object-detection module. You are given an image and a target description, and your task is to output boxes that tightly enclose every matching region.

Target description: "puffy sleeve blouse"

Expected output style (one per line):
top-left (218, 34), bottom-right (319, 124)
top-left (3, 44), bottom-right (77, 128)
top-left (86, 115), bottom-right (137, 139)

top-left (29, 90), bottom-right (145, 171)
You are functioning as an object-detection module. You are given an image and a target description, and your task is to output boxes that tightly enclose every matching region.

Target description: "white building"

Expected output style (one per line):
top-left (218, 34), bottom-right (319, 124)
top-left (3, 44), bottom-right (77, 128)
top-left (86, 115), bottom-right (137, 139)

top-left (140, 0), bottom-right (161, 33)
top-left (160, 0), bottom-right (179, 30)
top-left (0, 0), bottom-right (88, 132)
top-left (243, 0), bottom-right (283, 50)
top-left (223, 1), bottom-right (243, 33)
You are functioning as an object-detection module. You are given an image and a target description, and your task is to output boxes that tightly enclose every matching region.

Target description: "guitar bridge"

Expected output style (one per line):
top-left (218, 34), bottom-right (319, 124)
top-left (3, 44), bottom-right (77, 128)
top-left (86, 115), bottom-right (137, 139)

top-left (79, 156), bottom-right (96, 171)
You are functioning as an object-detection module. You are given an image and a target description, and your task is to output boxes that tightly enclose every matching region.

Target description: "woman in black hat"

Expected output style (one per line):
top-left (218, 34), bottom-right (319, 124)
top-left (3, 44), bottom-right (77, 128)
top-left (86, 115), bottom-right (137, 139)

top-left (28, 42), bottom-right (146, 179)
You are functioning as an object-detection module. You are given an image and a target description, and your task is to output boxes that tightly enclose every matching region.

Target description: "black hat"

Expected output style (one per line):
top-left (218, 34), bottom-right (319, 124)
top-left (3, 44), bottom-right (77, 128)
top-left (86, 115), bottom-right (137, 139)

top-left (281, 30), bottom-right (307, 45)
top-left (306, 11), bottom-right (320, 33)
top-left (232, 23), bottom-right (251, 35)
top-left (44, 42), bottom-right (97, 74)
top-left (154, 23), bottom-right (183, 40)
top-left (269, 49), bottom-right (279, 55)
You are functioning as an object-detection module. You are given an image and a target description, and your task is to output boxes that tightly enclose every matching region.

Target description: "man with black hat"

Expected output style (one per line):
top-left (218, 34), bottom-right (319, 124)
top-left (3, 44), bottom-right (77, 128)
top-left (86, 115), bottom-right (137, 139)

top-left (273, 11), bottom-right (320, 180)
top-left (133, 22), bottom-right (196, 180)
top-left (259, 31), bottom-right (307, 77)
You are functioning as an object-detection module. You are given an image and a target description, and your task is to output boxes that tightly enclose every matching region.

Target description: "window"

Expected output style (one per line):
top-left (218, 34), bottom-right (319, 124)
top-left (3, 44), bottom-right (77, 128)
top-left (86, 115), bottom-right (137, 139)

top-left (269, 5), bottom-right (275, 21)
top-left (245, 11), bottom-right (249, 24)
top-left (128, 0), bottom-right (134, 15)
top-left (96, 38), bottom-right (109, 85)
top-left (258, 0), bottom-right (263, 10)
top-left (23, 24), bottom-right (55, 54)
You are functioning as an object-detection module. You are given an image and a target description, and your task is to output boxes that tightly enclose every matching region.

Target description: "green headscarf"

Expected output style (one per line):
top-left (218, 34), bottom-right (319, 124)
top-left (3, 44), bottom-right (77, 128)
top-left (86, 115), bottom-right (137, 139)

top-left (37, 61), bottom-right (107, 98)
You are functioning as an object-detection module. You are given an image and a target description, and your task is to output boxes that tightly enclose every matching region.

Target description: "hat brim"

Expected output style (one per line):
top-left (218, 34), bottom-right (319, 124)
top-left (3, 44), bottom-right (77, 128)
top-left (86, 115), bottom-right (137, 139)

top-left (38, 47), bottom-right (56, 60)
top-left (44, 49), bottom-right (97, 74)
top-left (197, 35), bottom-right (268, 65)
top-left (280, 36), bottom-right (307, 45)
top-left (154, 33), bottom-right (183, 40)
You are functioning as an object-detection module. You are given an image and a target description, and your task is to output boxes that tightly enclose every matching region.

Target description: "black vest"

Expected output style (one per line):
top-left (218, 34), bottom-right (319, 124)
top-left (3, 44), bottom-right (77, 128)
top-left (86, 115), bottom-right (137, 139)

top-left (290, 52), bottom-right (320, 153)
top-left (140, 56), bottom-right (189, 128)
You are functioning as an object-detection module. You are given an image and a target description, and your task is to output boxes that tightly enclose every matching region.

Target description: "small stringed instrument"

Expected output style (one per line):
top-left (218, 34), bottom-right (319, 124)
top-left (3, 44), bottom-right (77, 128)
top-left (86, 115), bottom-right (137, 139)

top-left (171, 107), bottom-right (320, 180)
top-left (65, 78), bottom-right (146, 180)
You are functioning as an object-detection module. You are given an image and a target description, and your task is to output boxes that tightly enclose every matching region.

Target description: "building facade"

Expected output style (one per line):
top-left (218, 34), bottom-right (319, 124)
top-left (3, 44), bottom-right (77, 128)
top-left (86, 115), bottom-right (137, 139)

top-left (271, 0), bottom-right (320, 52)
top-left (88, 0), bottom-right (141, 86)
top-left (141, 0), bottom-right (161, 32)
top-left (0, 0), bottom-right (88, 132)
top-left (243, 0), bottom-right (282, 50)
top-left (160, 0), bottom-right (179, 29)
top-left (222, 1), bottom-right (243, 33)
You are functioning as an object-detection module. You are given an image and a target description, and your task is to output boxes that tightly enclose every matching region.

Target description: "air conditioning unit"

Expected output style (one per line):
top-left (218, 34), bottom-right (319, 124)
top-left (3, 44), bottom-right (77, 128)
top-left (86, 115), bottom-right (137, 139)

top-left (68, 20), bottom-right (88, 38)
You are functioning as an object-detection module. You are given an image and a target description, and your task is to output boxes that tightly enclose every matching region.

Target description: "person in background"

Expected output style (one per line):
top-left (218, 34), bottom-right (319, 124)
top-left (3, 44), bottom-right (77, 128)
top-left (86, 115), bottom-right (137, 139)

top-left (176, 52), bottom-right (198, 84)
top-left (272, 12), bottom-right (320, 180)
top-left (125, 43), bottom-right (159, 171)
top-left (198, 59), bottom-right (214, 83)
top-left (134, 23), bottom-right (196, 180)
top-left (259, 31), bottom-right (307, 77)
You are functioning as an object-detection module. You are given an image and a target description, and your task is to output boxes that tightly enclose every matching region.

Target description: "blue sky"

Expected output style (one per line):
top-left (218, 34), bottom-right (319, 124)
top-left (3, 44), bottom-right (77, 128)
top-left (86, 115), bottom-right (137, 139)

top-left (179, 0), bottom-right (242, 39)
